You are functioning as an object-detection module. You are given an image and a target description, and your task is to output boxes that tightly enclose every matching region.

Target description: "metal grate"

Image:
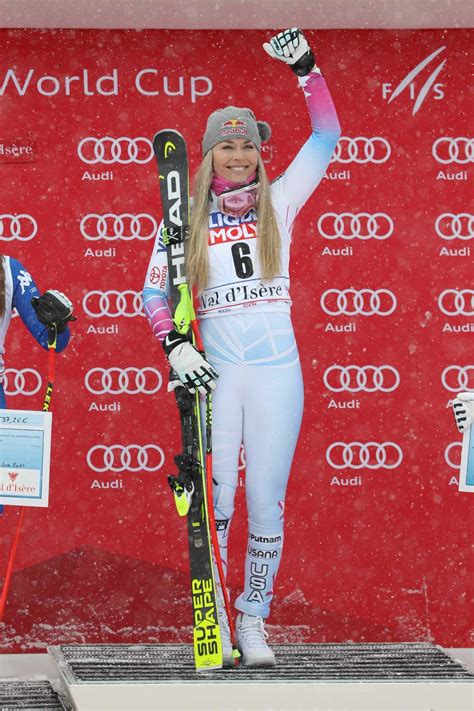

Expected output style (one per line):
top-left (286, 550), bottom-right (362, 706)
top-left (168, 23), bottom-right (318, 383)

top-left (0, 680), bottom-right (72, 710)
top-left (53, 642), bottom-right (474, 682)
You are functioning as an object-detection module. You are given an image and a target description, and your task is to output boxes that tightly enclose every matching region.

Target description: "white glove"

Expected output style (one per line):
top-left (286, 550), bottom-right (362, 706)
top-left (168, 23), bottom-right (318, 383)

top-left (163, 330), bottom-right (218, 396)
top-left (452, 392), bottom-right (474, 433)
top-left (263, 28), bottom-right (314, 68)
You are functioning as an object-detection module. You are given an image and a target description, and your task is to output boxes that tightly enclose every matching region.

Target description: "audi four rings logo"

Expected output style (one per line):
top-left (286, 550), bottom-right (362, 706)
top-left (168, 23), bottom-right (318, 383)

top-left (435, 213), bottom-right (474, 241)
top-left (0, 214), bottom-right (37, 241)
top-left (326, 442), bottom-right (403, 470)
top-left (437, 290), bottom-right (474, 316)
top-left (320, 289), bottom-right (397, 316)
top-left (331, 137), bottom-right (391, 164)
top-left (323, 365), bottom-right (400, 393)
top-left (1, 368), bottom-right (42, 395)
top-left (80, 214), bottom-right (158, 241)
top-left (444, 443), bottom-right (462, 470)
top-left (441, 366), bottom-right (474, 392)
top-left (82, 291), bottom-right (145, 318)
top-left (318, 213), bottom-right (394, 240)
top-left (432, 137), bottom-right (474, 164)
top-left (87, 444), bottom-right (165, 473)
top-left (85, 367), bottom-right (163, 395)
top-left (77, 137), bottom-right (154, 164)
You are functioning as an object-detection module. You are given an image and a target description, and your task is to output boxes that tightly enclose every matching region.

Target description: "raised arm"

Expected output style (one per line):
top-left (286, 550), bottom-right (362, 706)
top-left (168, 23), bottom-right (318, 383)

top-left (264, 29), bottom-right (341, 230)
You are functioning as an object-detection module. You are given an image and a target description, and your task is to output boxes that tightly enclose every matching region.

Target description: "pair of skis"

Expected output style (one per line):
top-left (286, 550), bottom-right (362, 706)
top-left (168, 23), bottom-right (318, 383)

top-left (152, 130), bottom-right (239, 670)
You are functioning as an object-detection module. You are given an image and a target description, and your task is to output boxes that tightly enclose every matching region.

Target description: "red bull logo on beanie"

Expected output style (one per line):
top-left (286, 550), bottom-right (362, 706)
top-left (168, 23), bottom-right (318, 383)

top-left (221, 118), bottom-right (249, 138)
top-left (223, 119), bottom-right (246, 127)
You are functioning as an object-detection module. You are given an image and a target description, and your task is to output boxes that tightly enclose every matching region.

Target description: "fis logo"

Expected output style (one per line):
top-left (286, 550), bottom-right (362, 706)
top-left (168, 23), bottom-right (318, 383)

top-left (382, 46), bottom-right (446, 115)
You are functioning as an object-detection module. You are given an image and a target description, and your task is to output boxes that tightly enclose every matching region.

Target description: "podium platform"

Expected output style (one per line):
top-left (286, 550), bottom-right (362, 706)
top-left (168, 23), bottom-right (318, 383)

top-left (0, 679), bottom-right (73, 710)
top-left (45, 642), bottom-right (474, 710)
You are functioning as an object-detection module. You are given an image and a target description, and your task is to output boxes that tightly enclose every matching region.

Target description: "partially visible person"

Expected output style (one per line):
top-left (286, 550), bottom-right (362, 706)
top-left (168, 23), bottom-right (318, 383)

top-left (0, 254), bottom-right (74, 409)
top-left (0, 253), bottom-right (74, 514)
top-left (452, 393), bottom-right (474, 433)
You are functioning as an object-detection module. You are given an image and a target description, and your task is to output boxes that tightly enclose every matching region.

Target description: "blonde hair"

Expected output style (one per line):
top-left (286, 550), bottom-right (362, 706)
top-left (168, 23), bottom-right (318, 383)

top-left (187, 154), bottom-right (281, 293)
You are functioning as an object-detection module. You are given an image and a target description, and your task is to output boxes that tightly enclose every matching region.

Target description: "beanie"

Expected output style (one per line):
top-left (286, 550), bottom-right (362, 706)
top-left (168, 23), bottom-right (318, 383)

top-left (202, 106), bottom-right (271, 155)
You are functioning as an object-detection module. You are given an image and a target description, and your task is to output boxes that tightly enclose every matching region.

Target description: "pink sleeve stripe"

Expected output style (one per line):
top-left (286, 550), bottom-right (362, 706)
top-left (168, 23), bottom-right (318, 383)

top-left (300, 72), bottom-right (341, 134)
top-left (142, 292), bottom-right (173, 343)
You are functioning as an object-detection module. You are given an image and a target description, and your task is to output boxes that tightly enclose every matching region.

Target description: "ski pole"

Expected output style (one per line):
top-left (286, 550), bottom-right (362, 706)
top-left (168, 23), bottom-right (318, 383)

top-left (0, 327), bottom-right (56, 621)
top-left (0, 507), bottom-right (25, 621)
top-left (205, 391), bottom-right (240, 665)
top-left (43, 325), bottom-right (57, 412)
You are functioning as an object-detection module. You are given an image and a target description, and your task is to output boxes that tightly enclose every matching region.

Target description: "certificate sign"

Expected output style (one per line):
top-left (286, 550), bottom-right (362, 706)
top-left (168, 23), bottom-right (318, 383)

top-left (0, 409), bottom-right (52, 507)
top-left (459, 425), bottom-right (474, 494)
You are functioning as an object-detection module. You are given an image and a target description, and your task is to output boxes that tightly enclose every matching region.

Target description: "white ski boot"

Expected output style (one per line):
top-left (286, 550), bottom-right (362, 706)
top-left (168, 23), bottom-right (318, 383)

top-left (236, 612), bottom-right (276, 667)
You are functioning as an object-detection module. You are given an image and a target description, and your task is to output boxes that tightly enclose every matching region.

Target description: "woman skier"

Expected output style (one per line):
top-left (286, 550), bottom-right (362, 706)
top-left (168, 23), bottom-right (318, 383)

top-left (143, 28), bottom-right (341, 666)
top-left (0, 254), bottom-right (74, 410)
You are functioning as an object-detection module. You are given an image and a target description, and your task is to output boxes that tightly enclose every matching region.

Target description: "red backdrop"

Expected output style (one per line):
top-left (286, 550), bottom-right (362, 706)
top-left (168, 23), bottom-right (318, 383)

top-left (0, 28), bottom-right (472, 652)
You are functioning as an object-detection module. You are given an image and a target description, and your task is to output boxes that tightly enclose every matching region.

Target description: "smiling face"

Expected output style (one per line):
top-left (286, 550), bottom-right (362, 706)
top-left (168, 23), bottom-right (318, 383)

top-left (212, 138), bottom-right (259, 183)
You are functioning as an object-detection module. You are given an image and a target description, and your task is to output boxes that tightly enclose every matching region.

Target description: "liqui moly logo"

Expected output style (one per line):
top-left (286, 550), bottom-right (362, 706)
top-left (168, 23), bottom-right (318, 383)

top-left (208, 211), bottom-right (257, 247)
top-left (382, 46), bottom-right (446, 114)
top-left (209, 221), bottom-right (257, 246)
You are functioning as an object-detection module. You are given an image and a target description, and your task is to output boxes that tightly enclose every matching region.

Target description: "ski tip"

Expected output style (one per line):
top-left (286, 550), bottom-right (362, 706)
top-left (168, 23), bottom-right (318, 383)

top-left (153, 129), bottom-right (185, 141)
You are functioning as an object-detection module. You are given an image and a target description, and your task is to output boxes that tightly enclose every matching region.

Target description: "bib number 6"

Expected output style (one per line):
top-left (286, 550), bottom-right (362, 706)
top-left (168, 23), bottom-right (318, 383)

top-left (231, 242), bottom-right (254, 279)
